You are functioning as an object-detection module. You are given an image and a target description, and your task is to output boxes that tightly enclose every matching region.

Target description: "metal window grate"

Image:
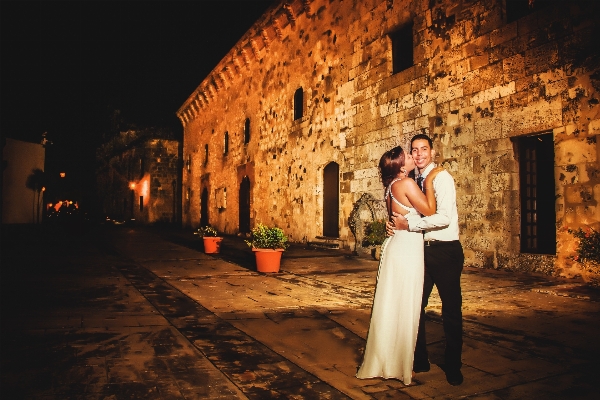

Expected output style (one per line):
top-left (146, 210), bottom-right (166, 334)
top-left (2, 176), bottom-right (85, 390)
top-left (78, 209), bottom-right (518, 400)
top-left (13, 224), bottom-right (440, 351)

top-left (518, 133), bottom-right (556, 254)
top-left (522, 147), bottom-right (538, 250)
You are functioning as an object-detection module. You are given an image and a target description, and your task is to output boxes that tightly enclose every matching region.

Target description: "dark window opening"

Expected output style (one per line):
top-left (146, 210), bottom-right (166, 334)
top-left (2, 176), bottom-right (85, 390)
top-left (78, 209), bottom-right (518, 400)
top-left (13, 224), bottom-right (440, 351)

top-left (323, 162), bottom-right (340, 238)
top-left (224, 131), bottom-right (229, 155)
top-left (204, 144), bottom-right (209, 166)
top-left (200, 187), bottom-right (209, 227)
top-left (518, 132), bottom-right (556, 254)
top-left (139, 196), bottom-right (144, 212)
top-left (506, 0), bottom-right (552, 24)
top-left (294, 88), bottom-right (303, 120)
top-left (391, 22), bottom-right (413, 74)
top-left (244, 118), bottom-right (251, 144)
top-left (239, 176), bottom-right (251, 234)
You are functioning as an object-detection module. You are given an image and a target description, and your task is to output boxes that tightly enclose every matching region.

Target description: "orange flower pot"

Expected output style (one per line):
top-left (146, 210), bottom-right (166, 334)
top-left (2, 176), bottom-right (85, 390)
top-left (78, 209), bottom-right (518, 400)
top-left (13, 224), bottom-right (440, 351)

top-left (253, 248), bottom-right (284, 272)
top-left (203, 237), bottom-right (223, 254)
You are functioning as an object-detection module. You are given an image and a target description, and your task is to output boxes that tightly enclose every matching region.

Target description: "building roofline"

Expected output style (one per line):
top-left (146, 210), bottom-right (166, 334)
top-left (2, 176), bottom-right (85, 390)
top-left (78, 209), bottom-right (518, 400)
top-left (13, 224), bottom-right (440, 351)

top-left (176, 0), bottom-right (311, 126)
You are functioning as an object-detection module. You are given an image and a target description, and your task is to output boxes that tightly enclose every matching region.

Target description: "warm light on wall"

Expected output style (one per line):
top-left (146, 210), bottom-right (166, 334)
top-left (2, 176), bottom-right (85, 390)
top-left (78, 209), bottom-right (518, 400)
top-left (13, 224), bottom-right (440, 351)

top-left (141, 179), bottom-right (149, 197)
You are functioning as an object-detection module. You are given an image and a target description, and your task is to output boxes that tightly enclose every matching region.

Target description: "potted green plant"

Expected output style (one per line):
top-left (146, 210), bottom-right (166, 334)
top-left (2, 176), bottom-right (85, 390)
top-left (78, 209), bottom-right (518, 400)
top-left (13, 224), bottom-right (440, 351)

top-left (196, 225), bottom-right (223, 254)
top-left (245, 223), bottom-right (289, 272)
top-left (364, 219), bottom-right (387, 260)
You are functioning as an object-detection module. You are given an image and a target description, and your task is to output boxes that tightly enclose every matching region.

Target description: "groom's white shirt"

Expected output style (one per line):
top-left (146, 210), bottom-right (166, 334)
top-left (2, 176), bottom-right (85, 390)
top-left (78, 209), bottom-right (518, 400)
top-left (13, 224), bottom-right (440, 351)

top-left (407, 162), bottom-right (460, 241)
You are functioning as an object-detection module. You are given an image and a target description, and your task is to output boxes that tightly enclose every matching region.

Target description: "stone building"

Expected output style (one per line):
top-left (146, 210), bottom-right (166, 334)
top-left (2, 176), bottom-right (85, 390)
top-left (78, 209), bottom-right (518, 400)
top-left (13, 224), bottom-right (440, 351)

top-left (96, 130), bottom-right (181, 224)
top-left (177, 0), bottom-right (600, 282)
top-left (1, 138), bottom-right (46, 224)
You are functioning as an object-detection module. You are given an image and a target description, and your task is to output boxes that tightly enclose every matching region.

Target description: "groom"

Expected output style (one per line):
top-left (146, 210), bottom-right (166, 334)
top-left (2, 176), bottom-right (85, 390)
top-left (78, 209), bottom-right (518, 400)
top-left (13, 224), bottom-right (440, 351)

top-left (387, 133), bottom-right (465, 386)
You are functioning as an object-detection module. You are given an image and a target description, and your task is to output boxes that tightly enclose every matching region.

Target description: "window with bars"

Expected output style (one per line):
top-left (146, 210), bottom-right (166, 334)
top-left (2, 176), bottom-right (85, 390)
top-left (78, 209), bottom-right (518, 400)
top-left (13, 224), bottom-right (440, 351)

top-left (518, 132), bottom-right (556, 254)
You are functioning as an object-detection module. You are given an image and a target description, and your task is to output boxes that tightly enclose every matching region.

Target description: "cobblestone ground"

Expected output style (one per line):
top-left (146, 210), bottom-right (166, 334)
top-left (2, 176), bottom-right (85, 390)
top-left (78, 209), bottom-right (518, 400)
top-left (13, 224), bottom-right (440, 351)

top-left (1, 223), bottom-right (599, 399)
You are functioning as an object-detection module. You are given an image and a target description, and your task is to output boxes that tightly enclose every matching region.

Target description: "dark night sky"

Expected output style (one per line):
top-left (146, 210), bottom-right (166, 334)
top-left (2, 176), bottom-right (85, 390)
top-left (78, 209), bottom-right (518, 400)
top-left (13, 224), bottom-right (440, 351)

top-left (1, 0), bottom-right (275, 179)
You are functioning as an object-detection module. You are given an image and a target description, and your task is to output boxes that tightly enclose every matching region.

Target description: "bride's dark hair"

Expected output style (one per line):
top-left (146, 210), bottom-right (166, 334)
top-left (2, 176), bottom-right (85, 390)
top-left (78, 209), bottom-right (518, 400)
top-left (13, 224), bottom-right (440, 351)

top-left (379, 146), bottom-right (405, 187)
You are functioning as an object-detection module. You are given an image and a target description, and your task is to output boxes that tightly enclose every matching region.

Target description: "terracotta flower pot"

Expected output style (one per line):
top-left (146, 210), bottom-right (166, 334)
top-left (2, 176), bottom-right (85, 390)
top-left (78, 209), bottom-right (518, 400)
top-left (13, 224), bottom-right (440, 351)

top-left (253, 248), bottom-right (284, 272)
top-left (203, 237), bottom-right (223, 254)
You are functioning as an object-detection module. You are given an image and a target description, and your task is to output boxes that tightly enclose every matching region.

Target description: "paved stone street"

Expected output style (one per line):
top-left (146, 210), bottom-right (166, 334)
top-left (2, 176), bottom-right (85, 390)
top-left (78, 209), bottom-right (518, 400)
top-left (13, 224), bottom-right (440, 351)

top-left (2, 224), bottom-right (599, 399)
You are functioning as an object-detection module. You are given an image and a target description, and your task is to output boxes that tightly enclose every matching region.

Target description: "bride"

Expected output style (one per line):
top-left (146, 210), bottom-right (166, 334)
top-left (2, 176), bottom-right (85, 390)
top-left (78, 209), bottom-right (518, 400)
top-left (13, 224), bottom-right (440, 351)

top-left (356, 145), bottom-right (441, 385)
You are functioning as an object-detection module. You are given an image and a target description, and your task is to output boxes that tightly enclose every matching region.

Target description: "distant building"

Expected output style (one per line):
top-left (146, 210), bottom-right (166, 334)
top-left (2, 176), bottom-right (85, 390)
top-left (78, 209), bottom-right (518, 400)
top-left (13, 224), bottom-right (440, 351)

top-left (96, 129), bottom-right (181, 224)
top-left (1, 138), bottom-right (46, 224)
top-left (177, 0), bottom-right (600, 283)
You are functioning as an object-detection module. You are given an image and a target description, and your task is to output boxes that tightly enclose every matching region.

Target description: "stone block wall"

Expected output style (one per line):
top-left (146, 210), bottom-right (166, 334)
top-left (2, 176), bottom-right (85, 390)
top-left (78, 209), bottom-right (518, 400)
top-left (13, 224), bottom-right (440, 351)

top-left (178, 0), bottom-right (600, 281)
top-left (97, 138), bottom-right (180, 224)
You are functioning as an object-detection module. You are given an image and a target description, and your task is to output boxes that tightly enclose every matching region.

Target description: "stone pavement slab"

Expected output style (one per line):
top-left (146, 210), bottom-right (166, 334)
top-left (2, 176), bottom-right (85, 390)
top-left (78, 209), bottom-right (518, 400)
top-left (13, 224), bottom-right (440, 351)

top-left (3, 224), bottom-right (600, 399)
top-left (124, 227), bottom-right (600, 399)
top-left (1, 225), bottom-right (247, 399)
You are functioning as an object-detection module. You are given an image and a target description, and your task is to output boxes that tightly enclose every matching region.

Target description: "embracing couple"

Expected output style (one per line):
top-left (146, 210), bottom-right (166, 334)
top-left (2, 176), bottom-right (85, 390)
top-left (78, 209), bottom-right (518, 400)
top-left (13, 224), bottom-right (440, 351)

top-left (356, 134), bottom-right (465, 386)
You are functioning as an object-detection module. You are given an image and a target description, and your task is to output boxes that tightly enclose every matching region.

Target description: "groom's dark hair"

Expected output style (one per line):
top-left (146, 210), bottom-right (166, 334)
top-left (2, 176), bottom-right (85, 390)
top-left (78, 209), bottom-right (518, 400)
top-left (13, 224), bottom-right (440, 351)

top-left (410, 133), bottom-right (433, 149)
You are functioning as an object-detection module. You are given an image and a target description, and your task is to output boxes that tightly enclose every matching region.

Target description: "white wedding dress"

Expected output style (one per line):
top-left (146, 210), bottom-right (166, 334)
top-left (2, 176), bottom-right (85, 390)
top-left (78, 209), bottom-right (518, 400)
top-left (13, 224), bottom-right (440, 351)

top-left (356, 179), bottom-right (424, 385)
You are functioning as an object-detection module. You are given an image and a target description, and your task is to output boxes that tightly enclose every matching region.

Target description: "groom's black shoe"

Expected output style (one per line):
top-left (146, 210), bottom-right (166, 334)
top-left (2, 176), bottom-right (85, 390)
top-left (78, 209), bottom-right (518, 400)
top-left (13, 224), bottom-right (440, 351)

top-left (444, 368), bottom-right (463, 386)
top-left (413, 360), bottom-right (430, 373)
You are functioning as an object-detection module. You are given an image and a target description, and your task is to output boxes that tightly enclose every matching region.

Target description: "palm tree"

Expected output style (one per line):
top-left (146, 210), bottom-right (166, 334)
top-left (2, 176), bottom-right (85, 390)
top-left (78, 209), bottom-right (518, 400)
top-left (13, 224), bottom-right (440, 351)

top-left (25, 168), bottom-right (46, 224)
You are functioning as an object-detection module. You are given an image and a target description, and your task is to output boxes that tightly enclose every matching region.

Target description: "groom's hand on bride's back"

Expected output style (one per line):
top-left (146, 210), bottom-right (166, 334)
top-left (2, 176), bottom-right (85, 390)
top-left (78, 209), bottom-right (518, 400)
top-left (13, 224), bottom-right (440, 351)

top-left (386, 212), bottom-right (409, 235)
top-left (386, 220), bottom-right (395, 236)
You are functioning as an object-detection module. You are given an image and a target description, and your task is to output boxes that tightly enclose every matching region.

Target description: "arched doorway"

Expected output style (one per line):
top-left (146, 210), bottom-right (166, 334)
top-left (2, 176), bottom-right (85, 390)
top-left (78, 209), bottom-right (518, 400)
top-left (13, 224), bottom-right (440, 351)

top-left (200, 187), bottom-right (209, 227)
top-left (239, 176), bottom-right (251, 234)
top-left (323, 162), bottom-right (339, 237)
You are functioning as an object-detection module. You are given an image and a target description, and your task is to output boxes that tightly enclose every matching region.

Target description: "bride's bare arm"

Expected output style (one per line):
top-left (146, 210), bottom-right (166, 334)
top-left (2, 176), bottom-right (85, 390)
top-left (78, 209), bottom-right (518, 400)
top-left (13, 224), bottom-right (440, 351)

top-left (404, 167), bottom-right (444, 216)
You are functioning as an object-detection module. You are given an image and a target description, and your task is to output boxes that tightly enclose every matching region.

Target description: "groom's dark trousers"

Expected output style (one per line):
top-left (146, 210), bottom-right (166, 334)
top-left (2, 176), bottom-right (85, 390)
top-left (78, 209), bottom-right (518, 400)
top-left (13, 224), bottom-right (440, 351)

top-left (414, 240), bottom-right (464, 370)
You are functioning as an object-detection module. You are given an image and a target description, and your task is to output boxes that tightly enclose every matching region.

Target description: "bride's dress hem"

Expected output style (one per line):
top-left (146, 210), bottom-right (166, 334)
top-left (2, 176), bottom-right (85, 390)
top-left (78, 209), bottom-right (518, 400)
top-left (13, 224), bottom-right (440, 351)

top-left (355, 373), bottom-right (414, 386)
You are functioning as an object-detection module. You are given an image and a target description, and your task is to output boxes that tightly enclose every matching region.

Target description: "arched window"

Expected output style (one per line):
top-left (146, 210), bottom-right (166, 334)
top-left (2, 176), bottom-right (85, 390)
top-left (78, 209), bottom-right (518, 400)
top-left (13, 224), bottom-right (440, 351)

top-left (204, 144), bottom-right (209, 166)
top-left (244, 118), bottom-right (250, 144)
top-left (224, 131), bottom-right (229, 155)
top-left (294, 87), bottom-right (303, 120)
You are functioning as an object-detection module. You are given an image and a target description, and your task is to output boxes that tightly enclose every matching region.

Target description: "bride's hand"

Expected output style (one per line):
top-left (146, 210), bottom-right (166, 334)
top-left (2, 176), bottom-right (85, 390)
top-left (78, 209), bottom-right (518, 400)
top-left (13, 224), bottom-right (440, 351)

top-left (424, 166), bottom-right (444, 188)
